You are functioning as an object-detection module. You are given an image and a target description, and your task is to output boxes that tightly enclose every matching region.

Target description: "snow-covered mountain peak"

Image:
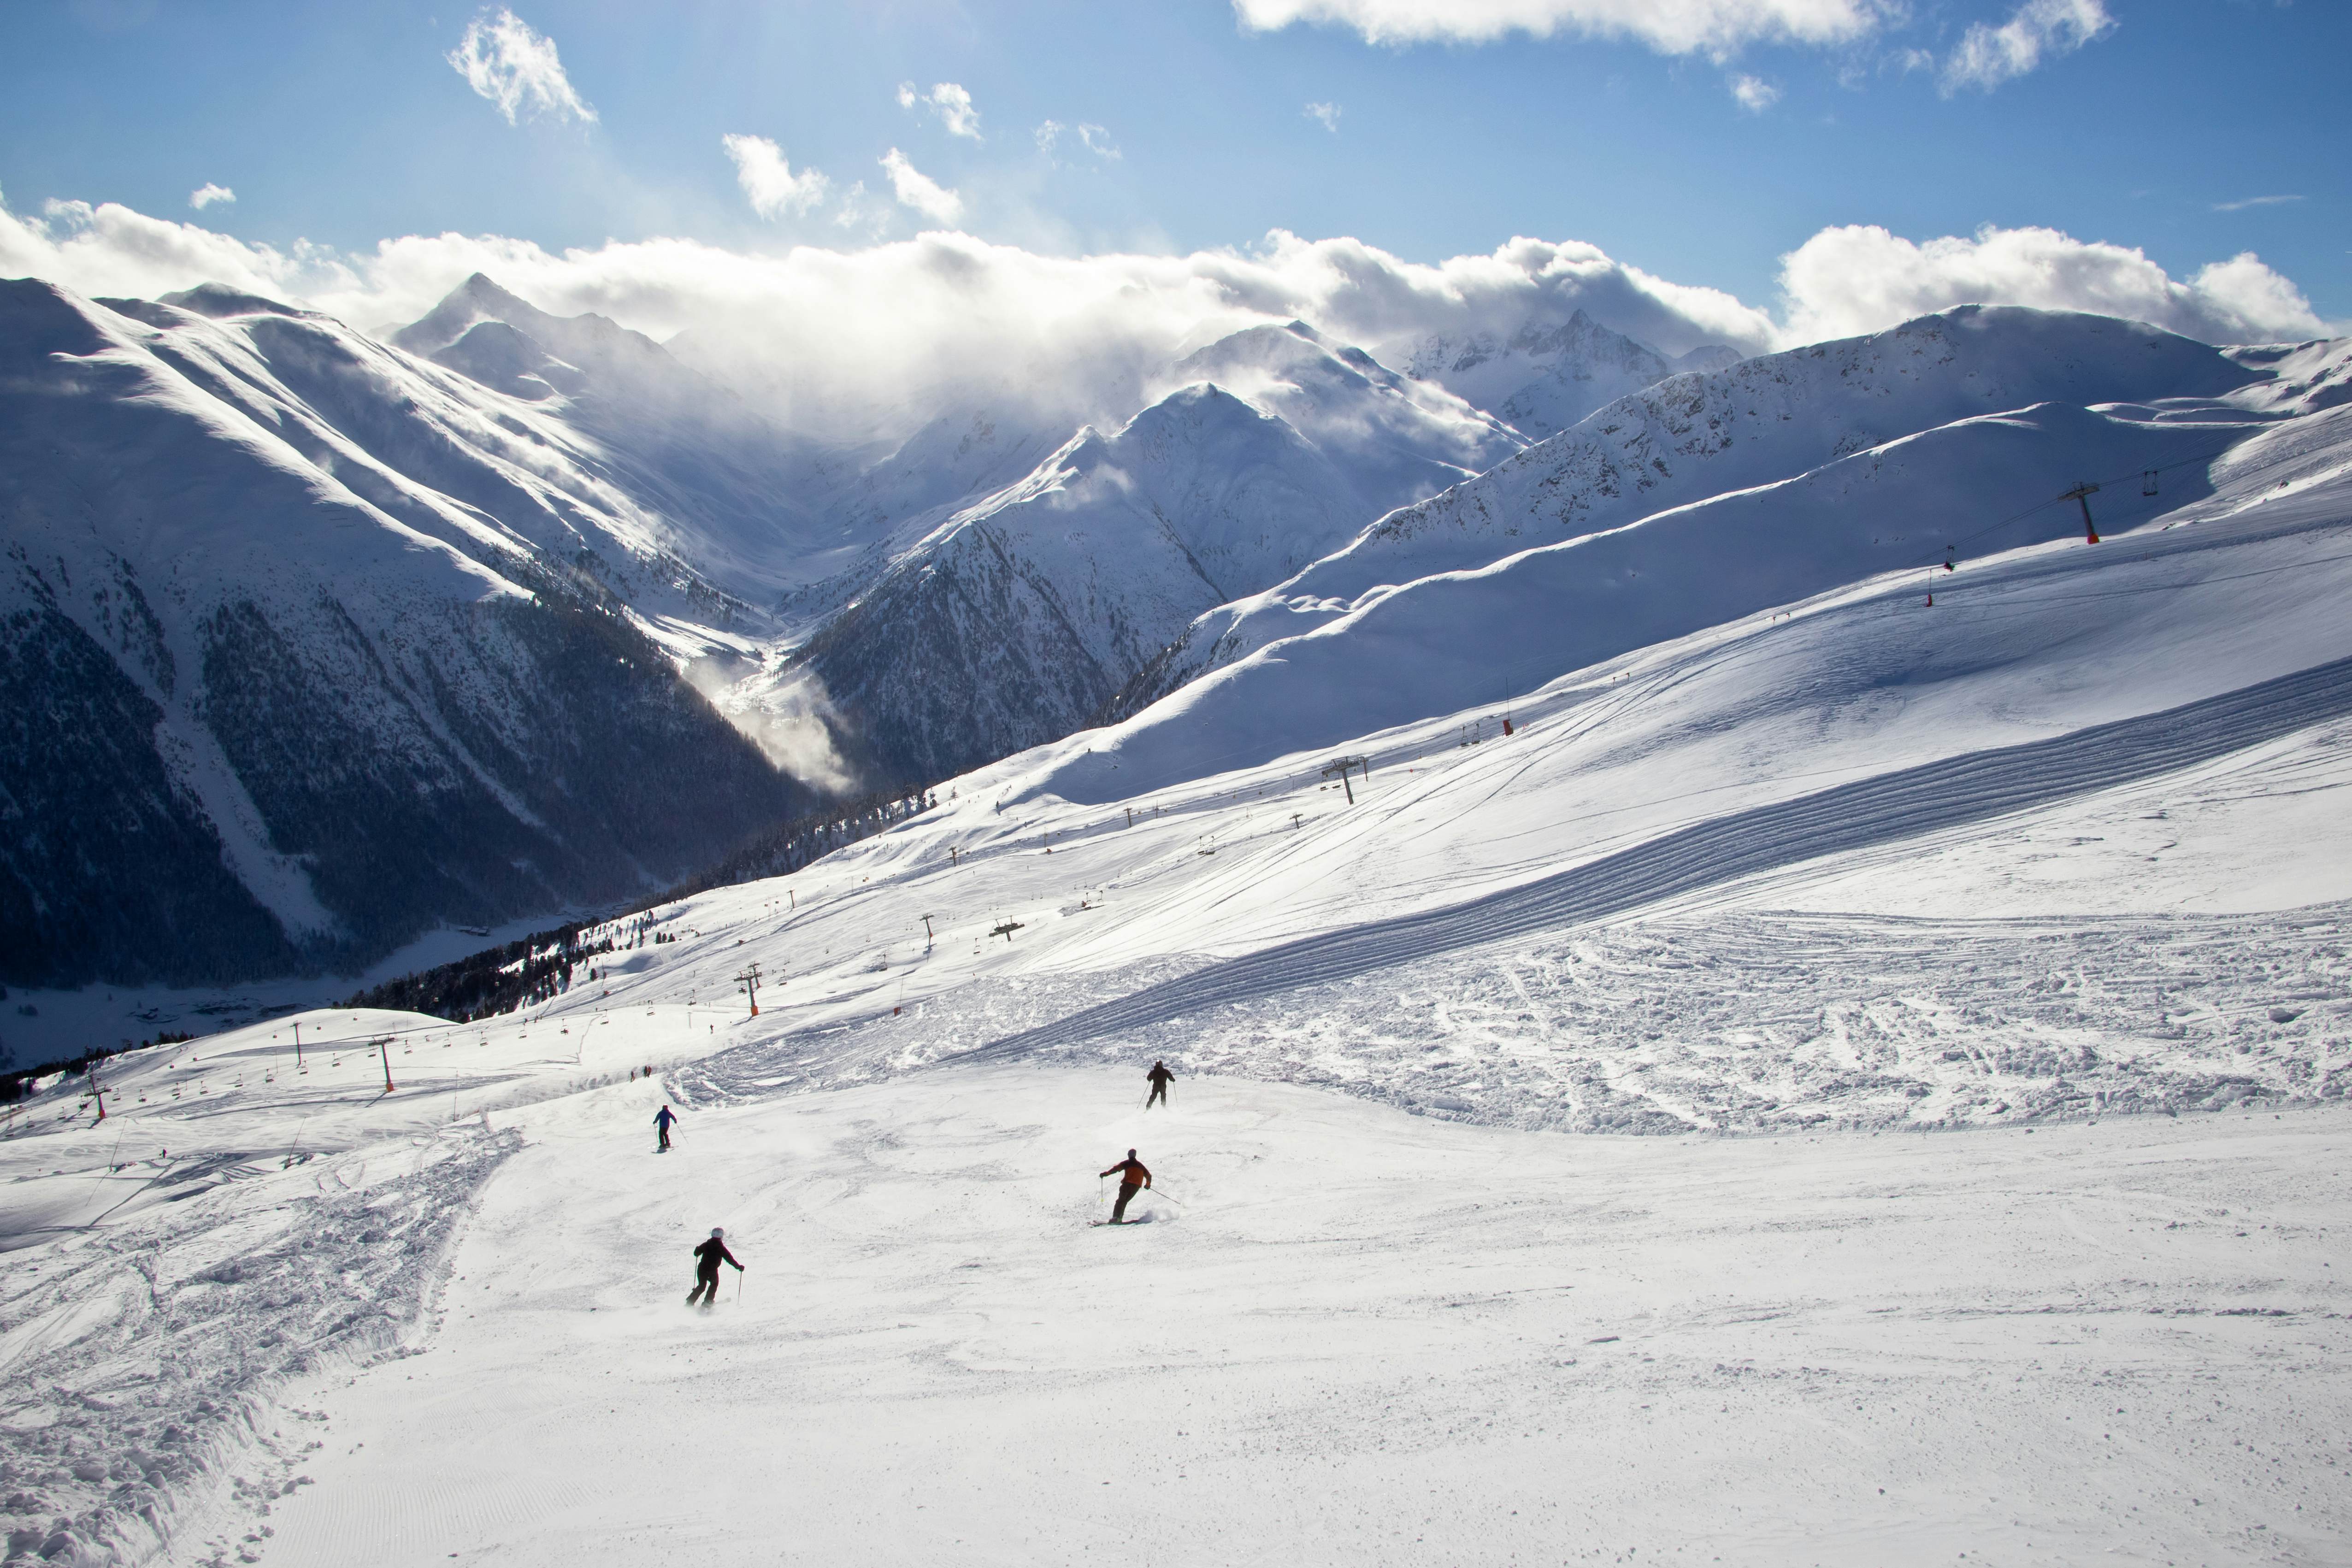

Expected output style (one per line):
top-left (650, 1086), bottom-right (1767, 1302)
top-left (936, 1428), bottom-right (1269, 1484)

top-left (390, 272), bottom-right (727, 422)
top-left (154, 281), bottom-right (314, 320)
top-left (1163, 322), bottom-right (1520, 493)
top-left (392, 271), bottom-right (586, 357)
top-left (1388, 307), bottom-right (1733, 440)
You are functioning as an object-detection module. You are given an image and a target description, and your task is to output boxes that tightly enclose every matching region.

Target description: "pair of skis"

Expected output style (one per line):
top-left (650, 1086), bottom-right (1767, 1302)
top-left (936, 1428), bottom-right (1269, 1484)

top-left (1095, 1176), bottom-right (1184, 1226)
top-left (685, 1273), bottom-right (743, 1307)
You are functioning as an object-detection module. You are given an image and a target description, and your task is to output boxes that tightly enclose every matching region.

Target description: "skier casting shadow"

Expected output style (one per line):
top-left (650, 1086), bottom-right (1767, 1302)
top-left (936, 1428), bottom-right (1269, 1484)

top-left (1145, 1061), bottom-right (1173, 1109)
top-left (688, 1226), bottom-right (742, 1307)
top-left (654, 1104), bottom-right (678, 1152)
top-left (1100, 1149), bottom-right (1152, 1224)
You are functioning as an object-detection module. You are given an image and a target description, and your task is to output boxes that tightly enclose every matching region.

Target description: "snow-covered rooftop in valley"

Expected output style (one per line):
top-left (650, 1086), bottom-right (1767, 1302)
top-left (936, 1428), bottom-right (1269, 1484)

top-left (9, 2), bottom-right (2352, 1560)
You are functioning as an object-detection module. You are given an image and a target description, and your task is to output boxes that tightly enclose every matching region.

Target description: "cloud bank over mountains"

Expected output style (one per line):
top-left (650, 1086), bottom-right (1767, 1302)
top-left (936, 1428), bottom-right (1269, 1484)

top-left (0, 187), bottom-right (2327, 441)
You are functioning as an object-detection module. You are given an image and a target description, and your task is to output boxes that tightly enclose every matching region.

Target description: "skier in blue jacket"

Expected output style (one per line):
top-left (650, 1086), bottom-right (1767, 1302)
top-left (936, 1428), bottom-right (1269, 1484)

top-left (654, 1104), bottom-right (678, 1152)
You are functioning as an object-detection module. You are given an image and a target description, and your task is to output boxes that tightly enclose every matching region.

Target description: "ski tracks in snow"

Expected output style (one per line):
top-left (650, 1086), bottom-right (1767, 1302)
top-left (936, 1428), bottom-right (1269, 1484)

top-left (973, 654), bottom-right (2352, 1065)
top-left (0, 1126), bottom-right (517, 1566)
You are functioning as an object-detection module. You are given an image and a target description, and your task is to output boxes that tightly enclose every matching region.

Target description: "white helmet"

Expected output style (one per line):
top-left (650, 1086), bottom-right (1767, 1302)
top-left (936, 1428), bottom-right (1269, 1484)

top-left (710, 1226), bottom-right (724, 1238)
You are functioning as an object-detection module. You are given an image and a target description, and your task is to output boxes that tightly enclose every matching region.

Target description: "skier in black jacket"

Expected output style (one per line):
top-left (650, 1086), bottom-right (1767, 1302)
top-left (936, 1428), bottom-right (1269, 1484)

top-left (1145, 1061), bottom-right (1173, 1108)
top-left (687, 1226), bottom-right (742, 1306)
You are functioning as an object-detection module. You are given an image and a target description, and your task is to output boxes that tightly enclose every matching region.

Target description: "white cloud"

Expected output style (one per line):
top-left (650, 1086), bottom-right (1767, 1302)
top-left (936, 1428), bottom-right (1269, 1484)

top-left (1304, 101), bottom-right (1343, 131)
top-left (5, 190), bottom-right (2331, 454)
top-left (1941, 0), bottom-right (2113, 94)
top-left (1037, 120), bottom-right (1122, 161)
top-left (898, 81), bottom-right (983, 140)
top-left (1777, 223), bottom-right (2327, 345)
top-left (831, 180), bottom-right (891, 237)
top-left (1729, 74), bottom-right (1780, 111)
top-left (2212, 194), bottom-right (2304, 213)
top-left (721, 134), bottom-right (831, 220)
top-left (189, 183), bottom-right (236, 210)
top-left (1237, 0), bottom-right (1886, 54)
top-left (447, 7), bottom-right (596, 126)
top-left (878, 148), bottom-right (963, 224)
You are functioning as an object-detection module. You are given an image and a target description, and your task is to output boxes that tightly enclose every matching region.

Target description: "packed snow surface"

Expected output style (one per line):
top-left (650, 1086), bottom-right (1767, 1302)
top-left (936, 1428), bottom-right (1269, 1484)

top-left (6, 312), bottom-right (2352, 1563)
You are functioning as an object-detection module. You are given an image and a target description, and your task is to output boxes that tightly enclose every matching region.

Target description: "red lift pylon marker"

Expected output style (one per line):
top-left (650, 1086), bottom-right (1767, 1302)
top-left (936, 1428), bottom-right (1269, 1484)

top-left (2061, 482), bottom-right (2102, 544)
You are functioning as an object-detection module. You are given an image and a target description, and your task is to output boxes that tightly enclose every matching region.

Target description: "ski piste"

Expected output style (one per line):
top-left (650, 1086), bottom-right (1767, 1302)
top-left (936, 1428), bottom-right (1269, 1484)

top-left (4, 285), bottom-right (2350, 1564)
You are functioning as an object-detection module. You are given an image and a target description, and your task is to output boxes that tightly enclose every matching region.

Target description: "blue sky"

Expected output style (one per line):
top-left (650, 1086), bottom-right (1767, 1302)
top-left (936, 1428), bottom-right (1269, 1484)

top-left (0, 0), bottom-right (2343, 353)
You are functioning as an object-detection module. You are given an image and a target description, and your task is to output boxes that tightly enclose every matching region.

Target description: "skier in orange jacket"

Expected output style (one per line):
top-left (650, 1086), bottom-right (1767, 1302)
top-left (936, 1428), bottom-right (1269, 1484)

top-left (1099, 1149), bottom-right (1152, 1224)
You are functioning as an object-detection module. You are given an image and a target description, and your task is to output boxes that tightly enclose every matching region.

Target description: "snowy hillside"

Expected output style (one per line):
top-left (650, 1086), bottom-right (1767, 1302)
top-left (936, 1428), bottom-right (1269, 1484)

top-left (0, 277), bottom-right (808, 990)
top-left (1121, 306), bottom-right (2281, 711)
top-left (0, 266), bottom-right (1538, 1003)
top-left (6, 351), bottom-right (2350, 1563)
top-left (787, 326), bottom-right (1518, 787)
top-left (7, 274), bottom-right (2345, 1039)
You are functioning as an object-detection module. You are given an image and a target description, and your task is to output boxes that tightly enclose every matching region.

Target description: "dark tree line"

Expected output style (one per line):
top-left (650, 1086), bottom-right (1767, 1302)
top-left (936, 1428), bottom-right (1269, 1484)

top-left (345, 784), bottom-right (937, 1025)
top-left (343, 924), bottom-right (617, 1022)
top-left (1, 1032), bottom-right (191, 1103)
top-left (658, 783), bottom-right (937, 902)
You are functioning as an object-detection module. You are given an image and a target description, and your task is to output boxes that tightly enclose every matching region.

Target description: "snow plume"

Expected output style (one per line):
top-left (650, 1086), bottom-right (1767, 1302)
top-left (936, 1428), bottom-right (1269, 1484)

top-left (722, 134), bottom-right (830, 219)
top-left (1728, 74), bottom-right (1780, 111)
top-left (897, 80), bottom-right (984, 140)
top-left (188, 182), bottom-right (235, 210)
top-left (1234, 0), bottom-right (1886, 53)
top-left (1304, 101), bottom-right (1343, 131)
top-left (1941, 0), bottom-right (2113, 93)
top-left (447, 7), bottom-right (597, 126)
top-left (878, 148), bottom-right (963, 223)
top-left (689, 661), bottom-right (860, 795)
top-left (1778, 223), bottom-right (2330, 345)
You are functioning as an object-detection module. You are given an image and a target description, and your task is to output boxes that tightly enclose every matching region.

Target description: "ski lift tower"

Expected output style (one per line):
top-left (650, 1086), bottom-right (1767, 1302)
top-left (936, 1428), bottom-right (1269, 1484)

top-left (736, 962), bottom-right (764, 1018)
top-left (1321, 755), bottom-right (1371, 805)
top-left (2060, 482), bottom-right (2102, 544)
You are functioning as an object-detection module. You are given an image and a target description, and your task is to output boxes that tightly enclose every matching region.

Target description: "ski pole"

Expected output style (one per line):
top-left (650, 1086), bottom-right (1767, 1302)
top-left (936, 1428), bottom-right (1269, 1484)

top-left (736, 1269), bottom-right (743, 1306)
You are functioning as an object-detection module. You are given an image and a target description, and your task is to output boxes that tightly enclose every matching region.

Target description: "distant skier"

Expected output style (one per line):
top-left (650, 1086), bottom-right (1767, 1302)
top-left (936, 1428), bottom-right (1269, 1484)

top-left (654, 1104), bottom-right (678, 1152)
top-left (687, 1227), bottom-right (742, 1307)
top-left (1145, 1061), bottom-right (1173, 1109)
top-left (1099, 1149), bottom-right (1152, 1224)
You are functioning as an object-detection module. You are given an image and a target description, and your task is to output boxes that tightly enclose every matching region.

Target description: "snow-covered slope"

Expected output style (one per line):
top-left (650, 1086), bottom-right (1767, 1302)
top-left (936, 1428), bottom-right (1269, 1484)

top-left (1392, 309), bottom-right (1739, 439)
top-left (789, 326), bottom-right (1519, 786)
top-left (1122, 307), bottom-right (2275, 711)
top-left (7, 353), bottom-right (2352, 1565)
top-left (0, 277), bottom-right (808, 989)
